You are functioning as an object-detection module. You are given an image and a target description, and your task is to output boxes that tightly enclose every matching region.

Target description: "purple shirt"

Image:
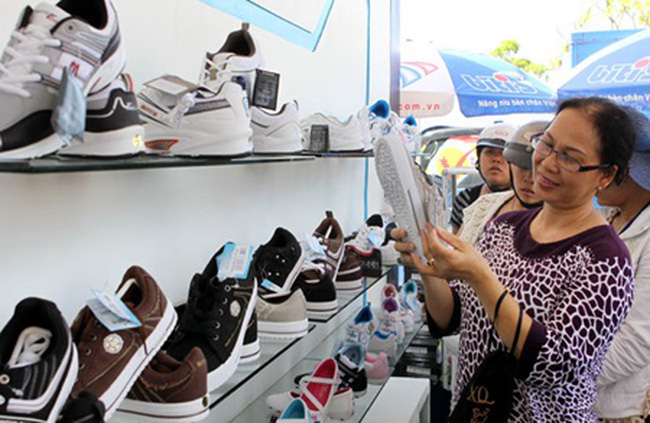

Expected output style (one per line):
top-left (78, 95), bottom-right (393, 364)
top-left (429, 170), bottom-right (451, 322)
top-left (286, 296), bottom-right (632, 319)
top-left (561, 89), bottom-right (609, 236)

top-left (428, 208), bottom-right (634, 422)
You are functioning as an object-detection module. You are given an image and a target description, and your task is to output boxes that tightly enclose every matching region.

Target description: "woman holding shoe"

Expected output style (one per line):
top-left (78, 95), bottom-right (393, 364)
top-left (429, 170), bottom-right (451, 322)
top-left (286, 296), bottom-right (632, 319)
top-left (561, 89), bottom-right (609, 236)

top-left (393, 97), bottom-right (636, 421)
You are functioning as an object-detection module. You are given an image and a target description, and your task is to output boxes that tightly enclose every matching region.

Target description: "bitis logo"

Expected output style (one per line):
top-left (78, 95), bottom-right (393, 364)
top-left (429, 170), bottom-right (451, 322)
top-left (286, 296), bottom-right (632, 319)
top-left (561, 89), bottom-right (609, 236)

top-left (461, 71), bottom-right (537, 94)
top-left (68, 62), bottom-right (80, 77)
top-left (587, 57), bottom-right (650, 85)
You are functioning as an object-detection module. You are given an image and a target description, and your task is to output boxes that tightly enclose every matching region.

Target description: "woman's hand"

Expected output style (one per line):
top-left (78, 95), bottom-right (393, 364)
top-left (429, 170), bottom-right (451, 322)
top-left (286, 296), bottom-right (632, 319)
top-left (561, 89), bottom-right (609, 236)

top-left (390, 227), bottom-right (418, 269)
top-left (412, 223), bottom-right (491, 286)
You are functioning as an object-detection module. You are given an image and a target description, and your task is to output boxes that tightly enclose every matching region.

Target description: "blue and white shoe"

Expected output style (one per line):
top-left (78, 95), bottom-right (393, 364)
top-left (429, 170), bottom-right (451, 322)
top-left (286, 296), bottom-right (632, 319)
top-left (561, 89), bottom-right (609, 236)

top-left (399, 280), bottom-right (423, 323)
top-left (344, 304), bottom-right (376, 347)
top-left (368, 297), bottom-right (403, 357)
top-left (278, 398), bottom-right (313, 423)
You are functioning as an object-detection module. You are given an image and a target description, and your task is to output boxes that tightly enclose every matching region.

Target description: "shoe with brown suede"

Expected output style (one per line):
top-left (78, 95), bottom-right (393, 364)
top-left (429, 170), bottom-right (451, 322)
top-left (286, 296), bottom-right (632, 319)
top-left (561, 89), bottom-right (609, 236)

top-left (70, 266), bottom-right (177, 420)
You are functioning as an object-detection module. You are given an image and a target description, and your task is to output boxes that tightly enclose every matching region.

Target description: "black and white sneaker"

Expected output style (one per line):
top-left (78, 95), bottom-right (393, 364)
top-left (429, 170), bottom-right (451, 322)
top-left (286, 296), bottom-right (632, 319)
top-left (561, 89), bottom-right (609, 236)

top-left (59, 74), bottom-right (144, 157)
top-left (0, 298), bottom-right (78, 423)
top-left (293, 263), bottom-right (338, 320)
top-left (240, 312), bottom-right (260, 364)
top-left (164, 246), bottom-right (258, 391)
top-left (254, 227), bottom-right (304, 294)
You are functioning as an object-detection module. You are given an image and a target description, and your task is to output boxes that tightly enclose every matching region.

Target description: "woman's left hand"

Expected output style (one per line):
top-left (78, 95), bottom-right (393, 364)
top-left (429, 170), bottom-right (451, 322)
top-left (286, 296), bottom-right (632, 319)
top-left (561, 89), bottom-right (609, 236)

top-left (412, 223), bottom-right (491, 286)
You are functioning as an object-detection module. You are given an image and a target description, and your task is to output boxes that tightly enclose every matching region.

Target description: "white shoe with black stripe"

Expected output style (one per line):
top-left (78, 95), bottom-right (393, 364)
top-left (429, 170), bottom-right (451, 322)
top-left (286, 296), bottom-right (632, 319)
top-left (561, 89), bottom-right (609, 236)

top-left (0, 298), bottom-right (78, 423)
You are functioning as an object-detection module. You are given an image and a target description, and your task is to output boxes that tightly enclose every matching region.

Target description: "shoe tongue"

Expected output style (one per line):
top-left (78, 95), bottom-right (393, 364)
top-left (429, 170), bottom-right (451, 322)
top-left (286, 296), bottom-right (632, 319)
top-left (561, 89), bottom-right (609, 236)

top-left (31, 2), bottom-right (70, 30)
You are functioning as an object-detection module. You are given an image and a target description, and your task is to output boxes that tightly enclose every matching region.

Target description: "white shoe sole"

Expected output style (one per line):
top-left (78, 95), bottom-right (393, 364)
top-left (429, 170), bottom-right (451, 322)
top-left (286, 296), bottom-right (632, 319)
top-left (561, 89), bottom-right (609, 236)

top-left (334, 278), bottom-right (363, 291)
top-left (306, 299), bottom-right (339, 320)
top-left (240, 338), bottom-right (261, 364)
top-left (258, 319), bottom-right (309, 339)
top-left (101, 298), bottom-right (178, 420)
top-left (252, 136), bottom-right (302, 155)
top-left (117, 395), bottom-right (210, 422)
top-left (58, 125), bottom-right (144, 157)
top-left (144, 126), bottom-right (252, 157)
top-left (374, 135), bottom-right (428, 261)
top-left (207, 283), bottom-right (257, 391)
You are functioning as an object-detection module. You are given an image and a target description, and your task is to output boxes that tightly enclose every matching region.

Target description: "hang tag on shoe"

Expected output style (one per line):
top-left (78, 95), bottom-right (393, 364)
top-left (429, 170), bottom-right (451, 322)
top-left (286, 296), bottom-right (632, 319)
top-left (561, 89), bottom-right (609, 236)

top-left (51, 68), bottom-right (86, 146)
top-left (144, 75), bottom-right (199, 97)
top-left (260, 279), bottom-right (284, 293)
top-left (252, 69), bottom-right (280, 110)
top-left (86, 290), bottom-right (142, 331)
top-left (368, 231), bottom-right (384, 249)
top-left (303, 234), bottom-right (326, 258)
top-left (309, 125), bottom-right (329, 152)
top-left (217, 242), bottom-right (255, 280)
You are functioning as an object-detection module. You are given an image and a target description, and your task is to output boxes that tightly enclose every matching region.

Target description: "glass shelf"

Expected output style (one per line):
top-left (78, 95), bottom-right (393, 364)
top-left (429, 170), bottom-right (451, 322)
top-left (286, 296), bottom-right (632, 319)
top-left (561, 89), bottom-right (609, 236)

top-left (308, 266), bottom-right (394, 323)
top-left (301, 151), bottom-right (373, 158)
top-left (209, 324), bottom-right (317, 409)
top-left (0, 153), bottom-right (314, 174)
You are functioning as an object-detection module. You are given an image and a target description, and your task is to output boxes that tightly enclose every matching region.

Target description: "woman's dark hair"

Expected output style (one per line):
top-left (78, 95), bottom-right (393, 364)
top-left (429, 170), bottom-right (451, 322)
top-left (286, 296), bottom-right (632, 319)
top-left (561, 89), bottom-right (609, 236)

top-left (557, 97), bottom-right (636, 184)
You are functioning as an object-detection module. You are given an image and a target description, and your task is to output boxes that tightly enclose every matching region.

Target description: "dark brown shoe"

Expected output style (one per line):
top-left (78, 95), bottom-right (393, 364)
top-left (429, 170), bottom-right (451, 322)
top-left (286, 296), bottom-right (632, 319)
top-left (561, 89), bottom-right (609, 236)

top-left (70, 266), bottom-right (177, 419)
top-left (117, 347), bottom-right (209, 422)
top-left (334, 249), bottom-right (363, 291)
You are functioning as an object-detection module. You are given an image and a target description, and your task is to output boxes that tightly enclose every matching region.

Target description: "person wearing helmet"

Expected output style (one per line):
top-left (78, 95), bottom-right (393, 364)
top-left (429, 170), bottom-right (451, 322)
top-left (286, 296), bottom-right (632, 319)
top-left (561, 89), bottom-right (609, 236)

top-left (449, 123), bottom-right (514, 234)
top-left (458, 121), bottom-right (547, 246)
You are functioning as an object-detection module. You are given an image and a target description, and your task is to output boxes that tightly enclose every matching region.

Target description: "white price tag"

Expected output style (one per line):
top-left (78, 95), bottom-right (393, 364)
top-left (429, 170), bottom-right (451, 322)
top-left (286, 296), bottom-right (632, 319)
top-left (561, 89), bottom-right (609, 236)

top-left (144, 75), bottom-right (198, 97)
top-left (217, 242), bottom-right (254, 280)
top-left (86, 290), bottom-right (141, 332)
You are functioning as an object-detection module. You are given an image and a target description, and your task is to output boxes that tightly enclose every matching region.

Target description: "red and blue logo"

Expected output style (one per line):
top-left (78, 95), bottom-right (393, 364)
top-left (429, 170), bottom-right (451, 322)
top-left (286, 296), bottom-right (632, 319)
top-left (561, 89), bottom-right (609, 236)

top-left (400, 62), bottom-right (439, 88)
top-left (587, 56), bottom-right (650, 84)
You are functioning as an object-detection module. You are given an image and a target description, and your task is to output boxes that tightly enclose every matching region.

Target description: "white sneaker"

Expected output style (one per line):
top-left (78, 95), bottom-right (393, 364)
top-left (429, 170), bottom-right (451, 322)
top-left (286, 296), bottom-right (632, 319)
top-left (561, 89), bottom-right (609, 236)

top-left (357, 100), bottom-right (392, 151)
top-left (252, 101), bottom-right (302, 154)
top-left (138, 76), bottom-right (252, 157)
top-left (374, 132), bottom-right (442, 261)
top-left (344, 304), bottom-right (376, 347)
top-left (59, 74), bottom-right (143, 157)
top-left (301, 113), bottom-right (365, 152)
top-left (199, 25), bottom-right (263, 101)
top-left (368, 298), bottom-right (403, 357)
top-left (0, 0), bottom-right (126, 159)
top-left (255, 290), bottom-right (309, 339)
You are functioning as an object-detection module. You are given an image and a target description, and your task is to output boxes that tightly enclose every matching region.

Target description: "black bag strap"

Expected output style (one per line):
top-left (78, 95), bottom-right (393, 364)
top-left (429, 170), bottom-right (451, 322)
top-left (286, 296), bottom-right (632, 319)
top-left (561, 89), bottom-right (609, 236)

top-left (493, 289), bottom-right (524, 359)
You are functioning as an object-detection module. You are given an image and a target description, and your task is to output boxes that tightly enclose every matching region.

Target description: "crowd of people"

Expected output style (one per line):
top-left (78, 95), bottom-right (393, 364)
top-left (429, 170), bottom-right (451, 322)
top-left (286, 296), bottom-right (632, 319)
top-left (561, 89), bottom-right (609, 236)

top-left (394, 97), bottom-right (650, 422)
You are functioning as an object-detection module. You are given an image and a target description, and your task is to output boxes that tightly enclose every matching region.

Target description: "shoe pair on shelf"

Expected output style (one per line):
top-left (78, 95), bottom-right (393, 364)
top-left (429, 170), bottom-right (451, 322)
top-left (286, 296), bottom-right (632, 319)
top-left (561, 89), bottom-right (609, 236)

top-left (0, 0), bottom-right (143, 159)
top-left (268, 343), bottom-right (368, 421)
top-left (0, 265), bottom-right (209, 423)
top-left (139, 25), bottom-right (303, 157)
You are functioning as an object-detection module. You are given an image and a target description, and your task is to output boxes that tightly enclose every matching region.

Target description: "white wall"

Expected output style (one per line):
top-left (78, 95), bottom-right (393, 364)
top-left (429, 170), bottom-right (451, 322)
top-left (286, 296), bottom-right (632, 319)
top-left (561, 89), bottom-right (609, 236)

top-left (0, 0), bottom-right (391, 323)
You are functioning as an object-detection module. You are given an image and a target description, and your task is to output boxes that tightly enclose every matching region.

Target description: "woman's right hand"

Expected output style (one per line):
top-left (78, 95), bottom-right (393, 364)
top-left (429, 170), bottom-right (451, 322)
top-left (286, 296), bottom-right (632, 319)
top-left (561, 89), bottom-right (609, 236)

top-left (390, 227), bottom-right (424, 270)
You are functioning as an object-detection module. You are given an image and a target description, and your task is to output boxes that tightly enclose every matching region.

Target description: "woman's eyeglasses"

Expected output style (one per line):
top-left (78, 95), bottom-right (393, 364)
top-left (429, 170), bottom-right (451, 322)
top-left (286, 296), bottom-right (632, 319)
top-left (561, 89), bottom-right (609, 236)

top-left (530, 133), bottom-right (612, 173)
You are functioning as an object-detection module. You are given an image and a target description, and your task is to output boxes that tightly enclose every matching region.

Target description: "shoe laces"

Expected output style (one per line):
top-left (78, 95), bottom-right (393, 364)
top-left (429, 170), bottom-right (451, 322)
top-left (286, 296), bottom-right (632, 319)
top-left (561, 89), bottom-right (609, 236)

top-left (200, 57), bottom-right (241, 90)
top-left (0, 24), bottom-right (62, 98)
top-left (173, 282), bottom-right (232, 342)
top-left (162, 91), bottom-right (196, 128)
top-left (13, 329), bottom-right (51, 367)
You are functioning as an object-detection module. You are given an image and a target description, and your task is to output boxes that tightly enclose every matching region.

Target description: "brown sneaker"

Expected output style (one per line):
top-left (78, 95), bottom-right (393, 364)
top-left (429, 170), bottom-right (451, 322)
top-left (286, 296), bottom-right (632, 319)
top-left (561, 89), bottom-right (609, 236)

top-left (334, 249), bottom-right (363, 291)
top-left (70, 266), bottom-right (177, 419)
top-left (117, 347), bottom-right (209, 422)
top-left (303, 211), bottom-right (345, 283)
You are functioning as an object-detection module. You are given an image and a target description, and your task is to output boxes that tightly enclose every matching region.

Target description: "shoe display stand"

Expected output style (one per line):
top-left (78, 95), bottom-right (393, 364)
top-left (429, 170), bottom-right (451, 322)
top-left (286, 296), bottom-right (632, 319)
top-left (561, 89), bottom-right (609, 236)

top-left (197, 265), bottom-right (426, 423)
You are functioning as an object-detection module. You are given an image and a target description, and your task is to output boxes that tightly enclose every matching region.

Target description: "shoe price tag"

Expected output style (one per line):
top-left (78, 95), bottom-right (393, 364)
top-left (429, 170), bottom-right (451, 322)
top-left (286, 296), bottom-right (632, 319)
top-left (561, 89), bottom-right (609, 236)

top-left (252, 69), bottom-right (280, 110)
top-left (217, 242), bottom-right (255, 280)
top-left (308, 124), bottom-right (329, 152)
top-left (86, 290), bottom-right (141, 332)
top-left (367, 231), bottom-right (384, 249)
top-left (260, 279), bottom-right (284, 293)
top-left (51, 68), bottom-right (86, 146)
top-left (144, 75), bottom-right (198, 98)
top-left (303, 234), bottom-right (325, 257)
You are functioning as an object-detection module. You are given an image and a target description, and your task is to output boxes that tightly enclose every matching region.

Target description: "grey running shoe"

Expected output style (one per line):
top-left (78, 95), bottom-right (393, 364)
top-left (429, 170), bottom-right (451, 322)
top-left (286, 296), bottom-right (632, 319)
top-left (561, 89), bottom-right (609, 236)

top-left (374, 132), bottom-right (442, 261)
top-left (0, 0), bottom-right (126, 159)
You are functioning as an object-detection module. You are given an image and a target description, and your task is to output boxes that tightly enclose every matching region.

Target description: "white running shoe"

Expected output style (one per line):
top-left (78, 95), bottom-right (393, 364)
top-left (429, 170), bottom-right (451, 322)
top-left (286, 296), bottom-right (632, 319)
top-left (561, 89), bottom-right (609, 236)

top-left (59, 74), bottom-right (143, 157)
top-left (138, 76), bottom-right (252, 157)
top-left (374, 132), bottom-right (442, 261)
top-left (357, 100), bottom-right (392, 151)
top-left (199, 25), bottom-right (263, 101)
top-left (252, 101), bottom-right (302, 154)
top-left (0, 0), bottom-right (126, 159)
top-left (301, 113), bottom-right (365, 152)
